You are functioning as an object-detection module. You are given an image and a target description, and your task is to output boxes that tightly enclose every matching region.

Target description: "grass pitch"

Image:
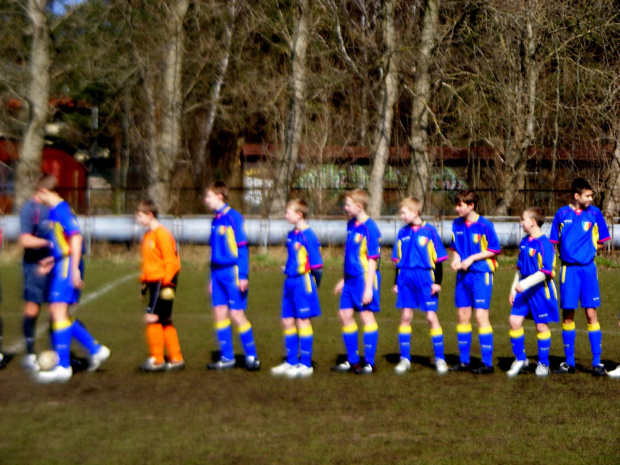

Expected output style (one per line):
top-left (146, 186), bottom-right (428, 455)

top-left (1, 250), bottom-right (620, 464)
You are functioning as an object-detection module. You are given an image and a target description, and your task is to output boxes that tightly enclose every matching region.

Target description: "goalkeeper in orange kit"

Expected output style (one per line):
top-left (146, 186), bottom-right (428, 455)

top-left (136, 200), bottom-right (184, 372)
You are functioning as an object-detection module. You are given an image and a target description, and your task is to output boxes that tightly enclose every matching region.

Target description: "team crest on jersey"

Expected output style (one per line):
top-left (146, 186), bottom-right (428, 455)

top-left (354, 233), bottom-right (362, 243)
top-left (295, 243), bottom-right (301, 250)
top-left (219, 225), bottom-right (227, 235)
top-left (583, 221), bottom-right (592, 231)
top-left (418, 236), bottom-right (429, 246)
top-left (472, 233), bottom-right (481, 244)
top-left (528, 247), bottom-right (536, 257)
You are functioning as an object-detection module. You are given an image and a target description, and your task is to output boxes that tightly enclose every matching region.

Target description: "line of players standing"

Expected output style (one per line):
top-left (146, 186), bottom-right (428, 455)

top-left (2, 175), bottom-right (620, 382)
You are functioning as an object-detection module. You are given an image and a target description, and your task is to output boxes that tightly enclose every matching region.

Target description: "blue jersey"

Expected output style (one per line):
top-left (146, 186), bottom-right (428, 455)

top-left (550, 205), bottom-right (610, 265)
top-left (517, 234), bottom-right (556, 279)
top-left (210, 204), bottom-right (249, 279)
top-left (344, 217), bottom-right (381, 277)
top-left (20, 199), bottom-right (51, 263)
top-left (450, 214), bottom-right (501, 273)
top-left (48, 201), bottom-right (81, 260)
top-left (284, 227), bottom-right (323, 277)
top-left (392, 222), bottom-right (448, 270)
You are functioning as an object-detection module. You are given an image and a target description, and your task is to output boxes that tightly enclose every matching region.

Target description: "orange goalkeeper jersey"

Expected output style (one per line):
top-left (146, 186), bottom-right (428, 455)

top-left (141, 225), bottom-right (181, 285)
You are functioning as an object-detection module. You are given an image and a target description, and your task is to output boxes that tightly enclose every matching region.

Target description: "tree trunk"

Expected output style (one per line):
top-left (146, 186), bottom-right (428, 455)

top-left (604, 126), bottom-right (620, 216)
top-left (367, 0), bottom-right (399, 217)
top-left (147, 0), bottom-right (190, 214)
top-left (196, 0), bottom-right (238, 184)
top-left (270, 0), bottom-right (310, 216)
top-left (494, 11), bottom-right (537, 216)
top-left (406, 0), bottom-right (439, 211)
top-left (16, 0), bottom-right (50, 210)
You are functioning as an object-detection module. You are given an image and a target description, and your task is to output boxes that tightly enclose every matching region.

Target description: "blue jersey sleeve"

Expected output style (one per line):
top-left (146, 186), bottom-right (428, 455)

top-left (304, 229), bottom-right (323, 269)
top-left (56, 202), bottom-right (81, 236)
top-left (484, 219), bottom-right (501, 254)
top-left (230, 210), bottom-right (249, 279)
top-left (434, 230), bottom-right (448, 263)
top-left (549, 211), bottom-right (561, 243)
top-left (392, 229), bottom-right (403, 266)
top-left (594, 208), bottom-right (611, 243)
top-left (541, 236), bottom-right (555, 276)
top-left (367, 220), bottom-right (381, 260)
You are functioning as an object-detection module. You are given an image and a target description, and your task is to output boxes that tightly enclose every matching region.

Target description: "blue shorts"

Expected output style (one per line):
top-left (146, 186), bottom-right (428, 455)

top-left (340, 273), bottom-right (381, 312)
top-left (23, 261), bottom-right (48, 304)
top-left (211, 266), bottom-right (247, 310)
top-left (559, 262), bottom-right (600, 309)
top-left (511, 281), bottom-right (560, 324)
top-left (48, 257), bottom-right (82, 305)
top-left (396, 268), bottom-right (438, 312)
top-left (454, 271), bottom-right (493, 310)
top-left (282, 274), bottom-right (321, 320)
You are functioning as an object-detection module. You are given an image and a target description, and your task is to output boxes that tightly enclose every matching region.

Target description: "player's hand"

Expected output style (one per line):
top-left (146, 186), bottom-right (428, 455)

top-left (509, 291), bottom-right (516, 306)
top-left (207, 280), bottom-right (212, 295)
top-left (144, 313), bottom-right (159, 324)
top-left (515, 283), bottom-right (524, 293)
top-left (362, 286), bottom-right (373, 305)
top-left (392, 285), bottom-right (398, 294)
top-left (37, 256), bottom-right (54, 276)
top-left (460, 258), bottom-right (473, 270)
top-left (431, 284), bottom-right (441, 295)
top-left (451, 258), bottom-right (461, 271)
top-left (239, 279), bottom-right (249, 292)
top-left (334, 279), bottom-right (344, 295)
top-left (72, 267), bottom-right (85, 289)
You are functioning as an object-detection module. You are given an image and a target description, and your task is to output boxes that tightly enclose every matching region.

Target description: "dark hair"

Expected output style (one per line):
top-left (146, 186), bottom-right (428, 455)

top-left (34, 173), bottom-right (58, 192)
top-left (455, 190), bottom-right (478, 210)
top-left (137, 199), bottom-right (159, 218)
top-left (524, 206), bottom-right (545, 227)
top-left (287, 198), bottom-right (309, 218)
top-left (571, 177), bottom-right (593, 196)
top-left (208, 181), bottom-right (229, 202)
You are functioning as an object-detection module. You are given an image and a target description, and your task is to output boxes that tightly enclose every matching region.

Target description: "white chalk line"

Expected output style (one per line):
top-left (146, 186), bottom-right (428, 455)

top-left (5, 273), bottom-right (138, 354)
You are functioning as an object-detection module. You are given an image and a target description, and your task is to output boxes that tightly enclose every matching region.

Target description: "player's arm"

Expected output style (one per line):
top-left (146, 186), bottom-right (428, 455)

top-left (509, 271), bottom-right (520, 305)
top-left (69, 233), bottom-right (84, 289)
top-left (460, 250), bottom-right (497, 270)
top-left (158, 230), bottom-right (178, 287)
top-left (306, 231), bottom-right (323, 288)
top-left (232, 213), bottom-right (249, 291)
top-left (431, 262), bottom-right (443, 295)
top-left (362, 258), bottom-right (378, 305)
top-left (450, 250), bottom-right (461, 271)
top-left (19, 233), bottom-right (49, 249)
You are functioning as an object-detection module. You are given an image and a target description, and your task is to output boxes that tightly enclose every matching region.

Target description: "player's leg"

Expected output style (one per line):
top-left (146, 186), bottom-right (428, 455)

top-left (395, 308), bottom-right (413, 373)
top-left (426, 311), bottom-right (447, 373)
top-left (22, 261), bottom-right (46, 369)
top-left (159, 282), bottom-right (184, 370)
top-left (209, 269), bottom-right (236, 368)
top-left (272, 317), bottom-right (297, 375)
top-left (35, 302), bottom-right (73, 383)
top-left (332, 307), bottom-right (360, 371)
top-left (507, 313), bottom-right (527, 377)
top-left (141, 281), bottom-right (166, 372)
top-left (284, 318), bottom-right (315, 378)
top-left (453, 272), bottom-right (473, 370)
top-left (557, 309), bottom-right (576, 373)
top-left (358, 310), bottom-right (378, 373)
top-left (557, 264), bottom-right (578, 372)
top-left (452, 306), bottom-right (472, 370)
top-left (473, 308), bottom-right (494, 374)
top-left (535, 322), bottom-right (551, 376)
top-left (230, 310), bottom-right (259, 370)
top-left (585, 307), bottom-right (605, 375)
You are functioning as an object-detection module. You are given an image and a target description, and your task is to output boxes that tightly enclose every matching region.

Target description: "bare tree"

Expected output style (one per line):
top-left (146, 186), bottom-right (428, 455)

top-left (16, 0), bottom-right (50, 209)
top-left (269, 0), bottom-right (311, 216)
top-left (367, 0), bottom-right (399, 217)
top-left (406, 0), bottom-right (440, 211)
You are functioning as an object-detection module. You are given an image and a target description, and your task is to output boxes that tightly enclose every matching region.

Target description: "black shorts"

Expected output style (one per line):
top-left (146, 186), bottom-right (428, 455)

top-left (23, 262), bottom-right (47, 304)
top-left (145, 274), bottom-right (179, 324)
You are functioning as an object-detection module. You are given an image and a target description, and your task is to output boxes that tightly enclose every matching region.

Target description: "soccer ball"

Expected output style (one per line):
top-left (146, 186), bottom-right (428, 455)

top-left (37, 350), bottom-right (59, 371)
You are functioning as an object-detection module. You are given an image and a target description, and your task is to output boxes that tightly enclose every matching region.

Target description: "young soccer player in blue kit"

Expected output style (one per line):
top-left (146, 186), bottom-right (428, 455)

top-left (392, 198), bottom-right (449, 374)
top-left (32, 174), bottom-right (110, 384)
top-left (550, 177), bottom-right (610, 376)
top-left (450, 190), bottom-right (501, 374)
top-left (271, 199), bottom-right (323, 378)
top-left (332, 189), bottom-right (381, 374)
top-left (204, 181), bottom-right (260, 371)
top-left (507, 207), bottom-right (559, 378)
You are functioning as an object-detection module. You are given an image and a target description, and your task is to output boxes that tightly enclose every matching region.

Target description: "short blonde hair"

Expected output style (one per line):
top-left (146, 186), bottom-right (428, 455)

top-left (346, 189), bottom-right (368, 210)
top-left (286, 198), bottom-right (309, 219)
top-left (399, 197), bottom-right (422, 213)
